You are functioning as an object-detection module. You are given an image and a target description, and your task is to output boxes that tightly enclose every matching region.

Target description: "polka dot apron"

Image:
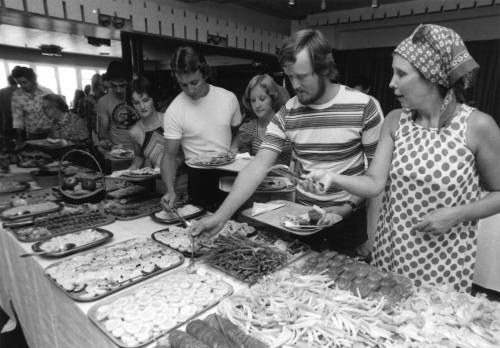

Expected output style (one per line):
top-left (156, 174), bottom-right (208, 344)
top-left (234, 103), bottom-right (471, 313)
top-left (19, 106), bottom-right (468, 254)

top-left (372, 104), bottom-right (480, 292)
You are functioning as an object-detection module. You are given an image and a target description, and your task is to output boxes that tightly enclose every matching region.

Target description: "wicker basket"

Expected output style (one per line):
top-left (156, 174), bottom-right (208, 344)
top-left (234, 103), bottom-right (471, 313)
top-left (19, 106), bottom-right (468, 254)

top-left (57, 150), bottom-right (106, 204)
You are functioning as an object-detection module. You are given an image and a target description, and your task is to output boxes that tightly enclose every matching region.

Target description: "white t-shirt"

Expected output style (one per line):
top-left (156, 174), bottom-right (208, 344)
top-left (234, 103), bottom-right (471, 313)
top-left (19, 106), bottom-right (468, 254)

top-left (163, 85), bottom-right (242, 160)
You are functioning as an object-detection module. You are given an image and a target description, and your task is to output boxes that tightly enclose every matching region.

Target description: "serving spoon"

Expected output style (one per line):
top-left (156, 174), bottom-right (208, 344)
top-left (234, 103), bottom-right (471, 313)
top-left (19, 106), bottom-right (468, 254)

top-left (20, 243), bottom-right (76, 257)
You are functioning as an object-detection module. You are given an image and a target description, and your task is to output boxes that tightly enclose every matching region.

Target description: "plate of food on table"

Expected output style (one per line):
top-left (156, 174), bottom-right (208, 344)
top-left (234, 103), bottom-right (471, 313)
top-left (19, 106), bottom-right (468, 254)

top-left (152, 220), bottom-right (255, 257)
top-left (16, 150), bottom-right (53, 168)
top-left (25, 137), bottom-right (72, 148)
top-left (0, 201), bottom-right (62, 221)
top-left (280, 205), bottom-right (342, 235)
top-left (186, 152), bottom-right (235, 168)
top-left (151, 203), bottom-right (205, 224)
top-left (44, 238), bottom-right (184, 301)
top-left (109, 148), bottom-right (135, 160)
top-left (0, 181), bottom-right (30, 195)
top-left (87, 268), bottom-right (233, 348)
top-left (114, 167), bottom-right (159, 181)
top-left (29, 228), bottom-right (113, 258)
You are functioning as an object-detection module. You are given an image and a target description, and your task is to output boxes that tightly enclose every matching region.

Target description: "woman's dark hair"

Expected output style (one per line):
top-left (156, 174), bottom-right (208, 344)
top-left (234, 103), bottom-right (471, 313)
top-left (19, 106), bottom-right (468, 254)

top-left (43, 94), bottom-right (69, 112)
top-left (11, 66), bottom-right (36, 82)
top-left (278, 29), bottom-right (338, 82)
top-left (242, 74), bottom-right (289, 118)
top-left (170, 46), bottom-right (210, 78)
top-left (131, 77), bottom-right (156, 101)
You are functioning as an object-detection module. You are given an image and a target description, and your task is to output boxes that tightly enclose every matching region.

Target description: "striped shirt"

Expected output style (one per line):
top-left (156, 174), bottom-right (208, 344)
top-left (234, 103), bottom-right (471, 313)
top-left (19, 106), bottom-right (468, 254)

top-left (260, 85), bottom-right (383, 207)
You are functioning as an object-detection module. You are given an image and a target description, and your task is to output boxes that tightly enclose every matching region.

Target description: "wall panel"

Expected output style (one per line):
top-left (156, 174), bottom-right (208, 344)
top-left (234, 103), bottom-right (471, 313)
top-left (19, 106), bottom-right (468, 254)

top-left (25, 0), bottom-right (44, 15)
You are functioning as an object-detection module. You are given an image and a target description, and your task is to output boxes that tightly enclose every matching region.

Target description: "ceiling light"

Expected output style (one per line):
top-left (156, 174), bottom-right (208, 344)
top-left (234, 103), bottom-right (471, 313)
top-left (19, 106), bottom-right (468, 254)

top-left (321, 0), bottom-right (326, 10)
top-left (371, 0), bottom-right (379, 8)
top-left (288, 0), bottom-right (295, 6)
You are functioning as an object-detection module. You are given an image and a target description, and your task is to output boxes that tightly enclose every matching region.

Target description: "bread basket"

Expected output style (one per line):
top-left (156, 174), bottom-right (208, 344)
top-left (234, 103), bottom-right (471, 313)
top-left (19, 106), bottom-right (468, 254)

top-left (57, 149), bottom-right (106, 204)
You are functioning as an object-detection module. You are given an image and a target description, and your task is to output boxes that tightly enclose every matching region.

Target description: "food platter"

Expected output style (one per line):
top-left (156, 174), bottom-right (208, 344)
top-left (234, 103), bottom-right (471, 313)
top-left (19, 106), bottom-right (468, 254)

top-left (0, 181), bottom-right (30, 195)
top-left (186, 152), bottom-right (235, 168)
top-left (87, 268), bottom-right (233, 348)
top-left (109, 148), bottom-right (135, 160)
top-left (44, 238), bottom-right (184, 302)
top-left (151, 220), bottom-right (255, 258)
top-left (30, 228), bottom-right (113, 258)
top-left (8, 208), bottom-right (116, 243)
top-left (16, 150), bottom-right (53, 168)
top-left (150, 204), bottom-right (205, 224)
top-left (0, 201), bottom-right (62, 221)
top-left (279, 212), bottom-right (342, 236)
top-left (0, 187), bottom-right (61, 210)
top-left (104, 197), bottom-right (162, 220)
top-left (25, 138), bottom-right (73, 149)
top-left (118, 167), bottom-right (159, 182)
top-left (106, 185), bottom-right (147, 199)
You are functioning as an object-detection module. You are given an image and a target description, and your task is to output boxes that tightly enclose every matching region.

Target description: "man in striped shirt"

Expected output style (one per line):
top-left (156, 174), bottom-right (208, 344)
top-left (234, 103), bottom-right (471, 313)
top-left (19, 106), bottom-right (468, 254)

top-left (192, 29), bottom-right (383, 255)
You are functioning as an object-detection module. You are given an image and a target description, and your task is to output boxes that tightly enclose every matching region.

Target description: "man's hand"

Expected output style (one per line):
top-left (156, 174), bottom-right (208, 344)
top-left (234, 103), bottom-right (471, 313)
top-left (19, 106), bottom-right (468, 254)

top-left (411, 207), bottom-right (461, 235)
top-left (161, 191), bottom-right (177, 210)
top-left (189, 215), bottom-right (226, 238)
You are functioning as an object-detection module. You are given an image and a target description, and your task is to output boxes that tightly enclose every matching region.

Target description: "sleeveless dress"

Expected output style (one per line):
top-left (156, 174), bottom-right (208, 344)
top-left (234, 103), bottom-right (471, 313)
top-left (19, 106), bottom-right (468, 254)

top-left (141, 126), bottom-right (164, 168)
top-left (372, 104), bottom-right (481, 292)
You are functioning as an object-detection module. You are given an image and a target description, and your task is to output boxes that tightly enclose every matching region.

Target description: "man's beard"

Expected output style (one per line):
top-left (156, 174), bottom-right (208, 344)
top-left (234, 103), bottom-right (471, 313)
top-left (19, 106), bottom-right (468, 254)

top-left (296, 78), bottom-right (326, 105)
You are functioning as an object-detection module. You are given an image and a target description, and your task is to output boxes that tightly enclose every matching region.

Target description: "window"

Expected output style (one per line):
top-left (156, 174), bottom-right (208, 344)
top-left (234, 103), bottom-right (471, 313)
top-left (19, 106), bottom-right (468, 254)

top-left (81, 69), bottom-right (97, 91)
top-left (58, 67), bottom-right (77, 107)
top-left (36, 65), bottom-right (58, 95)
top-left (0, 63), bottom-right (7, 89)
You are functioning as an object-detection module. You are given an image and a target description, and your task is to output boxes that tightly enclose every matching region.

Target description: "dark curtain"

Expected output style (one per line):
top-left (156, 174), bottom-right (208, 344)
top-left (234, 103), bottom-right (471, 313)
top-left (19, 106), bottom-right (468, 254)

top-left (334, 39), bottom-right (500, 125)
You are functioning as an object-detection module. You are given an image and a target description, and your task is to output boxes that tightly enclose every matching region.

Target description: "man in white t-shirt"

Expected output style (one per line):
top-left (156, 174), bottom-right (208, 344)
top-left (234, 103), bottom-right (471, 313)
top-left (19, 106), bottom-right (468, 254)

top-left (161, 46), bottom-right (242, 211)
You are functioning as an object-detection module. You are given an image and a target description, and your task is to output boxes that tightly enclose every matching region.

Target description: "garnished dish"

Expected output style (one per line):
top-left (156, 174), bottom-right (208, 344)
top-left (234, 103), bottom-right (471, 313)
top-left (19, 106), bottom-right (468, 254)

top-left (0, 181), bottom-right (30, 195)
top-left (166, 314), bottom-right (268, 348)
top-left (109, 148), bottom-right (134, 160)
top-left (26, 138), bottom-right (70, 148)
top-left (16, 150), bottom-right (53, 167)
top-left (152, 220), bottom-right (255, 256)
top-left (8, 206), bottom-right (115, 242)
top-left (298, 250), bottom-right (414, 303)
top-left (280, 205), bottom-right (342, 235)
top-left (151, 204), bottom-right (205, 224)
top-left (103, 197), bottom-right (162, 220)
top-left (204, 234), bottom-right (287, 284)
top-left (1, 201), bottom-right (61, 221)
top-left (0, 188), bottom-right (61, 210)
top-left (88, 268), bottom-right (233, 348)
top-left (186, 152), bottom-right (235, 167)
top-left (45, 238), bottom-right (184, 301)
top-left (30, 228), bottom-right (113, 258)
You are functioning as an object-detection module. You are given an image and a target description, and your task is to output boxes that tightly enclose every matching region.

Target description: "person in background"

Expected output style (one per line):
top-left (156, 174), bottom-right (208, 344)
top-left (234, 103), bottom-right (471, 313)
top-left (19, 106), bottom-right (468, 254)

top-left (237, 74), bottom-right (292, 165)
top-left (84, 73), bottom-right (105, 142)
top-left (191, 29), bottom-right (383, 256)
top-left (302, 24), bottom-right (500, 292)
top-left (71, 89), bottom-right (86, 118)
top-left (83, 84), bottom-right (91, 97)
top-left (42, 94), bottom-right (89, 142)
top-left (128, 77), bottom-right (164, 170)
top-left (161, 46), bottom-right (242, 211)
top-left (11, 66), bottom-right (53, 146)
top-left (96, 61), bottom-right (137, 150)
top-left (0, 75), bottom-right (18, 142)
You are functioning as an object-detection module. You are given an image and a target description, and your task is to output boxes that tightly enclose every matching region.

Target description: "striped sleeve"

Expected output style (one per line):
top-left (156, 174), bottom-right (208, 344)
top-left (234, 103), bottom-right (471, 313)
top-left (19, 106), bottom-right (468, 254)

top-left (259, 105), bottom-right (288, 154)
top-left (361, 97), bottom-right (383, 161)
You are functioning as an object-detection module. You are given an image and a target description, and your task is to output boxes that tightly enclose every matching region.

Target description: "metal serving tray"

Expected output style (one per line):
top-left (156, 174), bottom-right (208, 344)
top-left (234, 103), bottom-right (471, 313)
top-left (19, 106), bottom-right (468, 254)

top-left (150, 204), bottom-right (205, 225)
top-left (87, 268), bottom-right (233, 348)
top-left (30, 228), bottom-right (113, 258)
top-left (44, 238), bottom-right (184, 302)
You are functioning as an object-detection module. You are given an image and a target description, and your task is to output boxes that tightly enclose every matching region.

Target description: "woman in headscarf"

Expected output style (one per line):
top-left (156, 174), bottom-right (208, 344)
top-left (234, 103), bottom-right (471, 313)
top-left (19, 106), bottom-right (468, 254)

top-left (302, 24), bottom-right (500, 292)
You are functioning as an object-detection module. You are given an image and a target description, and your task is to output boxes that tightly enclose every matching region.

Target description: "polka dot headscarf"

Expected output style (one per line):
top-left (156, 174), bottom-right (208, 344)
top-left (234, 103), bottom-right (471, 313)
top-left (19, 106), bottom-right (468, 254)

top-left (394, 24), bottom-right (479, 89)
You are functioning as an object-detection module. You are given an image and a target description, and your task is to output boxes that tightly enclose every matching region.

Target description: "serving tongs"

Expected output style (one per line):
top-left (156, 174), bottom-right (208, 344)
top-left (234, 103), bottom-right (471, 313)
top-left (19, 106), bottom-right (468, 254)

top-left (166, 206), bottom-right (195, 270)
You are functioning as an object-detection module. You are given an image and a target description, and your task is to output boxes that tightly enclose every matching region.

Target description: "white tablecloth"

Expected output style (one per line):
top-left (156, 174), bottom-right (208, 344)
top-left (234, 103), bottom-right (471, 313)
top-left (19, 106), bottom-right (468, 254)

top-left (474, 212), bottom-right (500, 291)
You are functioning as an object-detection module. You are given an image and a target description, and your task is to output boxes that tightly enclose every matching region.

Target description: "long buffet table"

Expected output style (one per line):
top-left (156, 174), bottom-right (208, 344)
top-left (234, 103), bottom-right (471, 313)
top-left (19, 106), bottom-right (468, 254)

top-left (0, 216), bottom-right (250, 348)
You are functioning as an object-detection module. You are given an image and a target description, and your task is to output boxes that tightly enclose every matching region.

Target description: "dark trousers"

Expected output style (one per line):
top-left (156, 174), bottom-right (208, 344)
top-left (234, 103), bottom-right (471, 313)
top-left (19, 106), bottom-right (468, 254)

top-left (297, 206), bottom-right (367, 256)
top-left (186, 166), bottom-right (230, 212)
